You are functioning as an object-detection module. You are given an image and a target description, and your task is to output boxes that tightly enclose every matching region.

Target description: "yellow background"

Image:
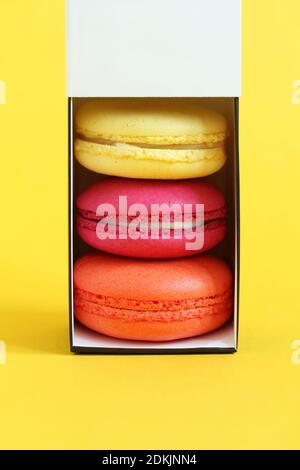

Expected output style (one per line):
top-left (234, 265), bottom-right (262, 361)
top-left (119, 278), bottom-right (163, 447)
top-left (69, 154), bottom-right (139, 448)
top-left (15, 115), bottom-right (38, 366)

top-left (0, 0), bottom-right (300, 450)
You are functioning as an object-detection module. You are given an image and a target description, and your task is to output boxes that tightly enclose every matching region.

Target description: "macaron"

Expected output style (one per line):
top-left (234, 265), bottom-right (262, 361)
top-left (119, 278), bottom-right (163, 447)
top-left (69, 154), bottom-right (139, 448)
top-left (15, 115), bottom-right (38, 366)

top-left (74, 252), bottom-right (233, 341)
top-left (76, 177), bottom-right (226, 258)
top-left (75, 99), bottom-right (227, 179)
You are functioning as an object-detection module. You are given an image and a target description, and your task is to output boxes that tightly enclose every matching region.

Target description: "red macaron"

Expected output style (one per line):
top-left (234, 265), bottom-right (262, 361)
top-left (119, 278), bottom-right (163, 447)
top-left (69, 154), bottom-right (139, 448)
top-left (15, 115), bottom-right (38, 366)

top-left (74, 252), bottom-right (233, 341)
top-left (76, 177), bottom-right (226, 258)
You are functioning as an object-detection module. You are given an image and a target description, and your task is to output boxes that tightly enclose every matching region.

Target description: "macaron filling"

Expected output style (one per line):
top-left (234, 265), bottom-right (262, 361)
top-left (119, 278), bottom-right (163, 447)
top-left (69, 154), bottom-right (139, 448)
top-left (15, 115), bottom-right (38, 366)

top-left (77, 133), bottom-right (225, 150)
top-left (74, 286), bottom-right (233, 321)
top-left (77, 207), bottom-right (226, 234)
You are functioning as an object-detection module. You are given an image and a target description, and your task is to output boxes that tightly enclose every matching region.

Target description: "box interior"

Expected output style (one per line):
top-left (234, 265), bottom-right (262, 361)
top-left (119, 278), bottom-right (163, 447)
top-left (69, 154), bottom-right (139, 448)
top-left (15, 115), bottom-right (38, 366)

top-left (70, 97), bottom-right (238, 352)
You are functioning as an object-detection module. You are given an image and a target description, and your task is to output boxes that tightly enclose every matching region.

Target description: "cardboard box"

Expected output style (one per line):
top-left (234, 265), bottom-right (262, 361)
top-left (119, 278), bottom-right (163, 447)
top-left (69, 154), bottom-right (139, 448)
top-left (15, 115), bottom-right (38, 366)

top-left (67, 0), bottom-right (241, 354)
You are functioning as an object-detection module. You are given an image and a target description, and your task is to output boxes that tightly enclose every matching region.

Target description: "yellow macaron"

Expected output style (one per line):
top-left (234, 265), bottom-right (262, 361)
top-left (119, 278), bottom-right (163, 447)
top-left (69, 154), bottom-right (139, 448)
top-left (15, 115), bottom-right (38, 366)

top-left (74, 99), bottom-right (228, 179)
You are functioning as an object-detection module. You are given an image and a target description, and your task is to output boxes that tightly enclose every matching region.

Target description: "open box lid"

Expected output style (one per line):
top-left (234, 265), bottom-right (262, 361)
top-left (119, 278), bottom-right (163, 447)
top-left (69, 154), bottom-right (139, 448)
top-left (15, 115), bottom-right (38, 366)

top-left (67, 0), bottom-right (241, 97)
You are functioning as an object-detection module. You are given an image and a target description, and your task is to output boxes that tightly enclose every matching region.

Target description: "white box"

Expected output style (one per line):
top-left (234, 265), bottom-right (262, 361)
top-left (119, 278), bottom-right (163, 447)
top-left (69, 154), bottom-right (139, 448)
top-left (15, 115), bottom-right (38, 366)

top-left (67, 0), bottom-right (241, 354)
top-left (67, 0), bottom-right (241, 97)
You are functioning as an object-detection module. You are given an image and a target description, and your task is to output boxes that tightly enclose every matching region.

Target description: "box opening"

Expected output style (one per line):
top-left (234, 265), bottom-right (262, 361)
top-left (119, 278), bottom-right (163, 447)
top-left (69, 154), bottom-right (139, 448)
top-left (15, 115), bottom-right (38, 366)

top-left (69, 97), bottom-right (239, 354)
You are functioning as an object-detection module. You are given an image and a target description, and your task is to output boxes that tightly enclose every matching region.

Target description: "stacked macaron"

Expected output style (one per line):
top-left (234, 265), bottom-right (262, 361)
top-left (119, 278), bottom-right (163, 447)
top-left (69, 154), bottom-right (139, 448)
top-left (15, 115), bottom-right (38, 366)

top-left (74, 99), bottom-right (233, 342)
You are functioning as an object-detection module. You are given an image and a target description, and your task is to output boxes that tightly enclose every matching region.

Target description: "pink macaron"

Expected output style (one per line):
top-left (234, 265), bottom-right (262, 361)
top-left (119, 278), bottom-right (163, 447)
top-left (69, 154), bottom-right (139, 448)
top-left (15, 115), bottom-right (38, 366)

top-left (76, 177), bottom-right (226, 258)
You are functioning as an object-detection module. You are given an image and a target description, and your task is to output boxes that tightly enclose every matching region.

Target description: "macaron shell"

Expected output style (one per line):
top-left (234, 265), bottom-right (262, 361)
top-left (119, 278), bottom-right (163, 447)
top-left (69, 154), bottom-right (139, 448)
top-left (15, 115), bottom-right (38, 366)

top-left (74, 307), bottom-right (231, 342)
top-left (76, 177), bottom-right (225, 212)
top-left (74, 253), bottom-right (232, 303)
top-left (76, 98), bottom-right (227, 145)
